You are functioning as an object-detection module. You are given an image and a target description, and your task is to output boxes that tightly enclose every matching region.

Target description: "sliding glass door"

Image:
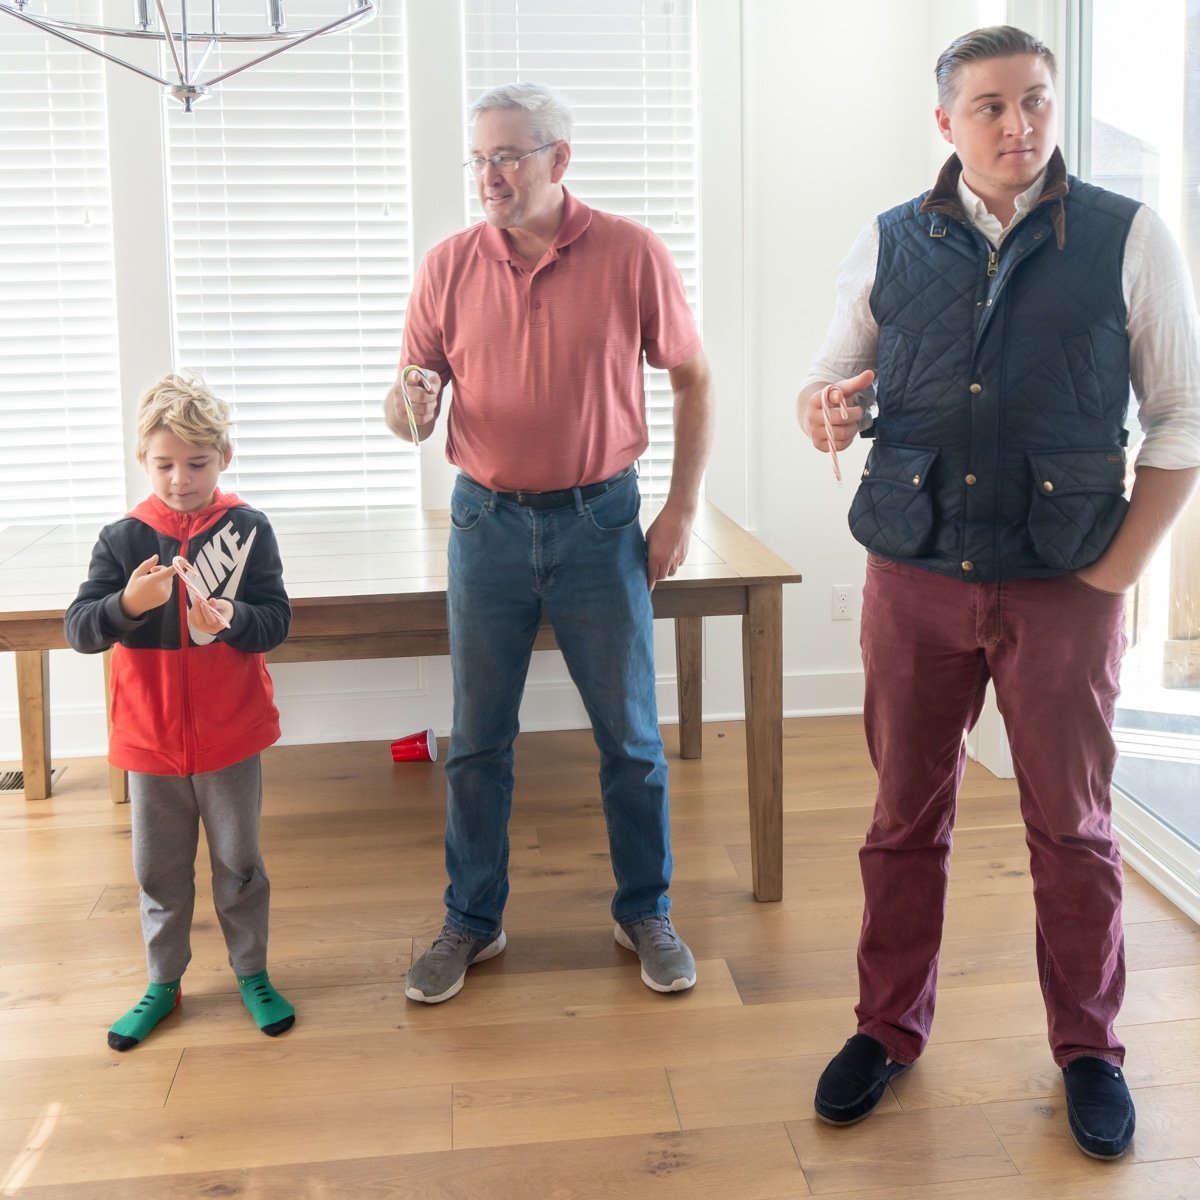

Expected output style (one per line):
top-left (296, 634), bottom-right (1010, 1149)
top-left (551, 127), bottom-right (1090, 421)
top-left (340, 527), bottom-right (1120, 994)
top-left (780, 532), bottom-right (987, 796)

top-left (1078, 0), bottom-right (1200, 921)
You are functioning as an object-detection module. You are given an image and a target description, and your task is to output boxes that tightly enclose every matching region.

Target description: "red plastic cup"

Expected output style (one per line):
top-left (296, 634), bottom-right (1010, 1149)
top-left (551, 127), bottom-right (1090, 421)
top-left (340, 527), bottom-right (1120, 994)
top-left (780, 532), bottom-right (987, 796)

top-left (390, 728), bottom-right (437, 763)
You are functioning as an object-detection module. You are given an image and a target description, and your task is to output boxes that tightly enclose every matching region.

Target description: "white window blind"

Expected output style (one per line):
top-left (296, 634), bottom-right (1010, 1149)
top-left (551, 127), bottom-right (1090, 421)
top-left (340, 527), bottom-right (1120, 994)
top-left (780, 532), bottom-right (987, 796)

top-left (462, 0), bottom-right (700, 498)
top-left (0, 8), bottom-right (125, 526)
top-left (164, 0), bottom-right (416, 510)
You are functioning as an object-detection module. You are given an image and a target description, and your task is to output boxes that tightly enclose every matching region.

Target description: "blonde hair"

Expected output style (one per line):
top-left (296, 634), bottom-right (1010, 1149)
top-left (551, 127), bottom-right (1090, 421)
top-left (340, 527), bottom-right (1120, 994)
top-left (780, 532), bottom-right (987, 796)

top-left (135, 371), bottom-right (232, 463)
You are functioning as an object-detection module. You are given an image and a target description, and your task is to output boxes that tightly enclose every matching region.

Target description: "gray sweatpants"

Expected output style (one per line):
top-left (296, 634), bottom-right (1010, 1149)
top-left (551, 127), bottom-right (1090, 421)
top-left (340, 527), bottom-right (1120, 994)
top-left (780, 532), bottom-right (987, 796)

top-left (129, 754), bottom-right (271, 982)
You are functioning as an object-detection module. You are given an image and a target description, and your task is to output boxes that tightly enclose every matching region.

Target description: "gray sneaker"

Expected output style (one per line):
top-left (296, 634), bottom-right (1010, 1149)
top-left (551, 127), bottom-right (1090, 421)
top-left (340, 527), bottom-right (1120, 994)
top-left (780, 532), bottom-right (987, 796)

top-left (405, 924), bottom-right (507, 1004)
top-left (614, 915), bottom-right (696, 993)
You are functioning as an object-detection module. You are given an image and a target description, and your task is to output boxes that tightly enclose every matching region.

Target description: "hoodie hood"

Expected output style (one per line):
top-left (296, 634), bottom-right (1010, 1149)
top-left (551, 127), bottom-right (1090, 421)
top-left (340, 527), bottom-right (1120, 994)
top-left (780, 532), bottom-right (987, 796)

top-left (128, 487), bottom-right (247, 540)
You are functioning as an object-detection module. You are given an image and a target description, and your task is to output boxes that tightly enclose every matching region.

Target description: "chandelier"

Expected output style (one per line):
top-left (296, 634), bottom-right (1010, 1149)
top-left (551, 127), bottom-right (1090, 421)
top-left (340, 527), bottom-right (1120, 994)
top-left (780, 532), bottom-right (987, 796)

top-left (0, 0), bottom-right (376, 111)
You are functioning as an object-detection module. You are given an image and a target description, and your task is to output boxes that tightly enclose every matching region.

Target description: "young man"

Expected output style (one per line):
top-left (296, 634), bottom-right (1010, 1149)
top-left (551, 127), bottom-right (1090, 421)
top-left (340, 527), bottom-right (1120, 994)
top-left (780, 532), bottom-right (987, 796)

top-left (798, 27), bottom-right (1200, 1159)
top-left (386, 82), bottom-right (714, 1004)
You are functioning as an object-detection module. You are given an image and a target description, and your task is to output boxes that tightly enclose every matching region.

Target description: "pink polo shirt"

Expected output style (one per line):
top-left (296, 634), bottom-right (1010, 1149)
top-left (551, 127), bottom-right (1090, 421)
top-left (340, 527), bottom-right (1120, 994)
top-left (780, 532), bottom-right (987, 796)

top-left (400, 188), bottom-right (701, 492)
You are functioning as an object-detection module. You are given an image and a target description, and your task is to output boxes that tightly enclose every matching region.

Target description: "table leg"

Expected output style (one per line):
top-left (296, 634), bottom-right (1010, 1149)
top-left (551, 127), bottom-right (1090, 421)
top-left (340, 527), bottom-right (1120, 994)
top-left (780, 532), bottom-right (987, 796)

top-left (102, 650), bottom-right (128, 804)
top-left (742, 584), bottom-right (783, 901)
top-left (16, 651), bottom-right (52, 801)
top-left (674, 615), bottom-right (703, 760)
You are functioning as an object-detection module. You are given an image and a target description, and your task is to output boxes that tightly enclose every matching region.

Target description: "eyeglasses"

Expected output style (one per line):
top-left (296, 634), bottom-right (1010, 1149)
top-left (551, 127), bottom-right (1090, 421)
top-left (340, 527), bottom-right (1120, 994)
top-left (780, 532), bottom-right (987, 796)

top-left (463, 142), bottom-right (556, 176)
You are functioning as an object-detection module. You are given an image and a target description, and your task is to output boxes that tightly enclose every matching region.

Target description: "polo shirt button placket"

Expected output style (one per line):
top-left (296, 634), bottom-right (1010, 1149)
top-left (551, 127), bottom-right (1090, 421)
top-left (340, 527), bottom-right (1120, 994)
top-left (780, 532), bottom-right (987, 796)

top-left (529, 288), bottom-right (547, 328)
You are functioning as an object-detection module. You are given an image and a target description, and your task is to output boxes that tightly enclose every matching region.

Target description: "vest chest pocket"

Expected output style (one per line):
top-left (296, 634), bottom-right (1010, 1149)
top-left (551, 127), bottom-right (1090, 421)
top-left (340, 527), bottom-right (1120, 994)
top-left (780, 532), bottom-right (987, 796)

top-left (848, 443), bottom-right (939, 559)
top-left (1026, 448), bottom-right (1129, 569)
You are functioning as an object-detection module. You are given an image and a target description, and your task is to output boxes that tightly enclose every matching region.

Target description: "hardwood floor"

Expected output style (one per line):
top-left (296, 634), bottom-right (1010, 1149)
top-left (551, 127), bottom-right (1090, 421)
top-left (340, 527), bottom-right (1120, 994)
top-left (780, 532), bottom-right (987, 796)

top-left (2, 715), bottom-right (1199, 1198)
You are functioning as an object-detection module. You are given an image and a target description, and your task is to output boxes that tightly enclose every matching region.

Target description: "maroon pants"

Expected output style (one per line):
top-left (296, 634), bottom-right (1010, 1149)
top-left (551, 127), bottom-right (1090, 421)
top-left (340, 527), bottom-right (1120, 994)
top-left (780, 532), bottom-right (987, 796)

top-left (855, 554), bottom-right (1127, 1068)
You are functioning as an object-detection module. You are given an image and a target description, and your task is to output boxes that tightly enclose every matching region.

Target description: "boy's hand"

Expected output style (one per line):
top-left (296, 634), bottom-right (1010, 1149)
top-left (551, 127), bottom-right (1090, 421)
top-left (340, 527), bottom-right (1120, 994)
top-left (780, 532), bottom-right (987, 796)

top-left (120, 555), bottom-right (176, 618)
top-left (187, 596), bottom-right (234, 636)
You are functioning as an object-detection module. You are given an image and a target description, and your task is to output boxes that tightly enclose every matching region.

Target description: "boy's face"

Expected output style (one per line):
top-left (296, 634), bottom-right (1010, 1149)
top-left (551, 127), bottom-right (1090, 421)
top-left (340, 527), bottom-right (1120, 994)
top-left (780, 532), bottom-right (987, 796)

top-left (144, 428), bottom-right (232, 513)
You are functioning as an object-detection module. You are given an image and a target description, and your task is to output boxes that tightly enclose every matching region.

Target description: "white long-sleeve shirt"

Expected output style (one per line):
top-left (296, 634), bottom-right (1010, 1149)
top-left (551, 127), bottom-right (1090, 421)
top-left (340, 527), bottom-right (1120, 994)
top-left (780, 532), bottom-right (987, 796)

top-left (804, 172), bottom-right (1200, 470)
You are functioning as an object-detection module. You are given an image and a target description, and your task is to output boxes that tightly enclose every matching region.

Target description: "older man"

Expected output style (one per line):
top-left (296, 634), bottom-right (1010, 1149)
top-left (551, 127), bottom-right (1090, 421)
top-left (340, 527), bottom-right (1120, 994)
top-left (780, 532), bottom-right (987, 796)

top-left (798, 26), bottom-right (1200, 1159)
top-left (386, 82), bottom-right (713, 1005)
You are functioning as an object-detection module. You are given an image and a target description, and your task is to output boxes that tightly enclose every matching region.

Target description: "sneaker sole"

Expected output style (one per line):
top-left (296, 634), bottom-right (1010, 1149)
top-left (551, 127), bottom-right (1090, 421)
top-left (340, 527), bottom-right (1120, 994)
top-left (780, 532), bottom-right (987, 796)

top-left (613, 924), bottom-right (696, 993)
top-left (404, 931), bottom-right (507, 1004)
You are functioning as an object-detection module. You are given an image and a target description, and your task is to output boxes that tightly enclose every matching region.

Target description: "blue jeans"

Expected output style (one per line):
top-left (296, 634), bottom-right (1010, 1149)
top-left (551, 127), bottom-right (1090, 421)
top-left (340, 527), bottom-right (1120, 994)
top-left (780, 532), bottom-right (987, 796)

top-left (442, 470), bottom-right (673, 938)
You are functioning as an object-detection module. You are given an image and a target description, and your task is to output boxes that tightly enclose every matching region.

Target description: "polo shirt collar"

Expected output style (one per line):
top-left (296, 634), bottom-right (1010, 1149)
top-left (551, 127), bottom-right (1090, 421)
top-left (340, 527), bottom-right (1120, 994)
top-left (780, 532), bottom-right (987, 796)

top-left (476, 186), bottom-right (593, 261)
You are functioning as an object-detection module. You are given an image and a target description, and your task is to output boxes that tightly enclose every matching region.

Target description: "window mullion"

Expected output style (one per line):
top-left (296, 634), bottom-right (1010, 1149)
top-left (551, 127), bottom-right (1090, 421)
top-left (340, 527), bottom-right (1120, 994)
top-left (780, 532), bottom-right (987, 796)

top-left (100, 0), bottom-right (175, 512)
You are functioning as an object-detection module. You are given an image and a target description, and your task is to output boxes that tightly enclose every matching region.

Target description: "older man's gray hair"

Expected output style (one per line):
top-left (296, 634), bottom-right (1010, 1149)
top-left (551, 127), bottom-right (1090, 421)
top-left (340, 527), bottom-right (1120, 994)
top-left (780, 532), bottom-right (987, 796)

top-left (470, 81), bottom-right (573, 145)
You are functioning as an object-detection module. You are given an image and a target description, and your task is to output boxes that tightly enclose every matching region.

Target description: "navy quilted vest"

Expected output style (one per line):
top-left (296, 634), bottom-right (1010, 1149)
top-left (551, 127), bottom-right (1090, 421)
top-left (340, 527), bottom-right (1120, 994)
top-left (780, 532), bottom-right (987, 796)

top-left (848, 156), bottom-right (1141, 582)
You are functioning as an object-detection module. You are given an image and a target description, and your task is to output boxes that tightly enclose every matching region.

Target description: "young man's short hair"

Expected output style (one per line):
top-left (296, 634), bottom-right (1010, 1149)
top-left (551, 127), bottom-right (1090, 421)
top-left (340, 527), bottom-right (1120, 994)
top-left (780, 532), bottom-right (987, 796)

top-left (135, 372), bottom-right (232, 463)
top-left (936, 25), bottom-right (1057, 106)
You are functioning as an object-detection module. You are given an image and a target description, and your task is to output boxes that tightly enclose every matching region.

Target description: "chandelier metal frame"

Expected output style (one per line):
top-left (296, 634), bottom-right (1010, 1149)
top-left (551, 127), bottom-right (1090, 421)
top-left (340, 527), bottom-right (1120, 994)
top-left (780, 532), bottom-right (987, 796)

top-left (0, 0), bottom-right (376, 111)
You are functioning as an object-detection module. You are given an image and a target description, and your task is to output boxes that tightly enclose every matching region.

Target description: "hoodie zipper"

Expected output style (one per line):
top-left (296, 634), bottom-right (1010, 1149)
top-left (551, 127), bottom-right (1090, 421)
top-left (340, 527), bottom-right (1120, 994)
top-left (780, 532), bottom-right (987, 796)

top-left (178, 515), bottom-right (195, 775)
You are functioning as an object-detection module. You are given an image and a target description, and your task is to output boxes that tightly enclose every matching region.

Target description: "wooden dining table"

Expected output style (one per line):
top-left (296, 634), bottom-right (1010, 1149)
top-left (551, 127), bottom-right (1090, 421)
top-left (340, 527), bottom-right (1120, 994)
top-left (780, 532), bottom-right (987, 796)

top-left (0, 502), bottom-right (800, 901)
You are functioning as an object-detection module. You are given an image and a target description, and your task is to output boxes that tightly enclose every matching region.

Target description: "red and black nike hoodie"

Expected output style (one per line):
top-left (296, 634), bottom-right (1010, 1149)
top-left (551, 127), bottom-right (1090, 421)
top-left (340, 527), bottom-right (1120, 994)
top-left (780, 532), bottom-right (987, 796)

top-left (65, 489), bottom-right (290, 777)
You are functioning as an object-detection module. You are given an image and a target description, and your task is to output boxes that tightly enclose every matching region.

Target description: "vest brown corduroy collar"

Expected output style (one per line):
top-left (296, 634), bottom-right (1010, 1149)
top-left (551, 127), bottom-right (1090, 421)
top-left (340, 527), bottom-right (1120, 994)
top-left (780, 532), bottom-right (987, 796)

top-left (918, 147), bottom-right (1069, 248)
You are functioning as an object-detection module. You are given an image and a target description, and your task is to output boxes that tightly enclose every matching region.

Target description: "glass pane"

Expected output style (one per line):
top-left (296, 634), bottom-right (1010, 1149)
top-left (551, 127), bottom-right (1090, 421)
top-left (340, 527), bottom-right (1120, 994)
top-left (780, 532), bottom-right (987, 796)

top-left (1088, 0), bottom-right (1200, 852)
top-left (0, 0), bottom-right (125, 525)
top-left (164, 0), bottom-right (418, 512)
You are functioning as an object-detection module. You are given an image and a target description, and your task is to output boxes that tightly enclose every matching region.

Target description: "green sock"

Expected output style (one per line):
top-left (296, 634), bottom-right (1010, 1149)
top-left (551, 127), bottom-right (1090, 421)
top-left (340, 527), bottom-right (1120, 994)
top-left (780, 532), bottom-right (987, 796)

top-left (107, 980), bottom-right (181, 1051)
top-left (236, 971), bottom-right (295, 1036)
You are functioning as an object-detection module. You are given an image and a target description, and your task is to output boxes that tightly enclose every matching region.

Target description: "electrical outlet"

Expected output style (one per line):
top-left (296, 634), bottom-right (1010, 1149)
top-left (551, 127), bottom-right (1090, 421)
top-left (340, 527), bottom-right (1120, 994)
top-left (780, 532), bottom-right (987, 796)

top-left (831, 585), bottom-right (854, 621)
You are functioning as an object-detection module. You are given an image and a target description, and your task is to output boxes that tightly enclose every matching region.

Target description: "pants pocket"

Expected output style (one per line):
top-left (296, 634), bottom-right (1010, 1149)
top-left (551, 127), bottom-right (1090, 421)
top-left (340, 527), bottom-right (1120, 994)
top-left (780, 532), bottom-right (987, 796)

top-left (584, 474), bottom-right (641, 531)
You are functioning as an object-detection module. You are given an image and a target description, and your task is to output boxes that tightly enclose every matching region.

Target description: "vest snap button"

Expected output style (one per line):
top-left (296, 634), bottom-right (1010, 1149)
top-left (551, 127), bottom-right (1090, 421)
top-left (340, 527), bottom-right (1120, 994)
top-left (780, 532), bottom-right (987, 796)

top-left (1043, 481), bottom-right (1054, 492)
top-left (965, 474), bottom-right (977, 485)
top-left (969, 383), bottom-right (982, 395)
top-left (962, 561), bottom-right (974, 572)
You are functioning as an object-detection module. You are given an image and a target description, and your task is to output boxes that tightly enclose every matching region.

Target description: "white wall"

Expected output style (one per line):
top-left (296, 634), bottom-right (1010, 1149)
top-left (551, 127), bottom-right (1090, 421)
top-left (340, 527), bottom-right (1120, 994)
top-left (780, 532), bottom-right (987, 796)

top-left (742, 0), bottom-right (1002, 718)
top-left (745, 0), bottom-right (931, 718)
top-left (2, 0), bottom-right (1008, 762)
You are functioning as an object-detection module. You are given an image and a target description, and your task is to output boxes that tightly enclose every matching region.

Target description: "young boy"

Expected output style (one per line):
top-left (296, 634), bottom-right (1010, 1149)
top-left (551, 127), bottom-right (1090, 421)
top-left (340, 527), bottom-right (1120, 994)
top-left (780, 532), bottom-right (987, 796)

top-left (65, 372), bottom-right (295, 1050)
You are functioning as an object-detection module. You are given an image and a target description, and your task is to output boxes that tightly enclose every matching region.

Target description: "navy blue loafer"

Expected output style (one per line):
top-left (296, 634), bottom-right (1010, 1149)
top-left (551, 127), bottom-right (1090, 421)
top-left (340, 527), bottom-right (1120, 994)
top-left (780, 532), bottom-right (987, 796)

top-left (814, 1033), bottom-right (910, 1125)
top-left (1062, 1056), bottom-right (1135, 1159)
